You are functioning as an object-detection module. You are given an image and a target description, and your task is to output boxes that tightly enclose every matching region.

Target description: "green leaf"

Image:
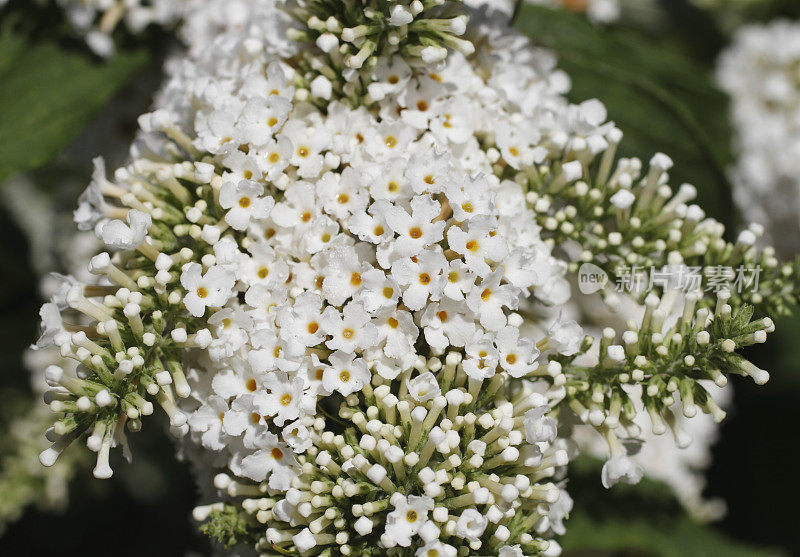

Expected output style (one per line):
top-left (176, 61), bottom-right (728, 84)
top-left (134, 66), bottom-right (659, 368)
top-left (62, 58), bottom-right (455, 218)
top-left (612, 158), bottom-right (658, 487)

top-left (514, 6), bottom-right (736, 227)
top-left (0, 15), bottom-right (150, 183)
top-left (562, 457), bottom-right (785, 556)
top-left (561, 509), bottom-right (784, 557)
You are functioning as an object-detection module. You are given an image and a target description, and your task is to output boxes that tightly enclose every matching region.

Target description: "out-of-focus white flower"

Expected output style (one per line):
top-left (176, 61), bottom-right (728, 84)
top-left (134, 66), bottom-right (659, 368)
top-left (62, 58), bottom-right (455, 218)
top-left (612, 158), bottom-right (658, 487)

top-left (718, 20), bottom-right (800, 256)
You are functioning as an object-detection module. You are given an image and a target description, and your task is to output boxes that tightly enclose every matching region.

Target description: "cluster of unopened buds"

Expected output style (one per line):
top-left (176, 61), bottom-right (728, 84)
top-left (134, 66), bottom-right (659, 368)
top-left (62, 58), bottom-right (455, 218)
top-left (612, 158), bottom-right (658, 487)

top-left (30, 0), bottom-right (796, 554)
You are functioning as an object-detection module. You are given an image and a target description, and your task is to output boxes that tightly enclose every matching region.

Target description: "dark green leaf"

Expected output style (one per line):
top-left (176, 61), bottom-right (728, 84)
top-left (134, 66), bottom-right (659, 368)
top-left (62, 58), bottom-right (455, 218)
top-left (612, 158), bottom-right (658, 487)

top-left (561, 509), bottom-right (784, 557)
top-left (514, 6), bottom-right (736, 228)
top-left (0, 15), bottom-right (150, 183)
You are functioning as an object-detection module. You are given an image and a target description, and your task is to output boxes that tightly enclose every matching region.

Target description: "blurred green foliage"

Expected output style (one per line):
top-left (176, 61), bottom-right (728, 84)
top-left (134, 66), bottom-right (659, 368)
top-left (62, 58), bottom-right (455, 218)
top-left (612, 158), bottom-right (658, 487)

top-left (560, 458), bottom-right (784, 556)
top-left (516, 4), bottom-right (735, 226)
top-left (0, 9), bottom-right (150, 184)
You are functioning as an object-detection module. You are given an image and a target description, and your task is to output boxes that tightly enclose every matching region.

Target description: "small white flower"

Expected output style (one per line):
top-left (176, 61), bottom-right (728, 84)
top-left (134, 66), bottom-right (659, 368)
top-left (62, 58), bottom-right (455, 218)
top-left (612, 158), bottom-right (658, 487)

top-left (601, 455), bottom-right (644, 488)
top-left (447, 217), bottom-right (508, 277)
top-left (375, 307), bottom-right (419, 359)
top-left (462, 331), bottom-right (500, 380)
top-left (385, 494), bottom-right (434, 547)
top-left (98, 209), bottom-right (151, 250)
top-left (406, 371), bottom-right (440, 403)
top-left (253, 371), bottom-right (306, 426)
top-left (282, 420), bottom-right (312, 453)
top-left (524, 405), bottom-right (558, 444)
top-left (455, 508), bottom-right (488, 541)
top-left (238, 242), bottom-right (289, 288)
top-left (219, 179), bottom-right (275, 230)
top-left (419, 299), bottom-right (476, 353)
top-left (235, 431), bottom-right (298, 489)
top-left (498, 545), bottom-right (524, 557)
top-left (547, 316), bottom-right (584, 356)
top-left (355, 268), bottom-right (400, 313)
top-left (180, 263), bottom-right (235, 317)
top-left (415, 542), bottom-right (457, 557)
top-left (442, 260), bottom-right (476, 302)
top-left (188, 395), bottom-right (231, 451)
top-left (276, 291), bottom-right (325, 347)
top-left (321, 246), bottom-right (373, 307)
top-left (317, 167), bottom-right (368, 219)
top-left (495, 326), bottom-right (540, 378)
top-left (249, 331), bottom-right (304, 375)
top-left (74, 157), bottom-right (112, 230)
top-left (465, 269), bottom-right (519, 331)
top-left (322, 351), bottom-right (370, 396)
top-left (271, 181), bottom-right (319, 229)
top-left (382, 194), bottom-right (445, 256)
top-left (391, 249), bottom-right (448, 311)
top-left (321, 302), bottom-right (379, 353)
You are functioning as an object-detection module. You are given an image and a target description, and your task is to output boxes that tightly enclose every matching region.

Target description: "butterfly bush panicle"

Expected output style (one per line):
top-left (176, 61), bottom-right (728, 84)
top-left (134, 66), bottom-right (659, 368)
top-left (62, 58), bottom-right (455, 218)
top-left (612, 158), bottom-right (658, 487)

top-left (32, 0), bottom-right (796, 555)
top-left (718, 20), bottom-right (800, 258)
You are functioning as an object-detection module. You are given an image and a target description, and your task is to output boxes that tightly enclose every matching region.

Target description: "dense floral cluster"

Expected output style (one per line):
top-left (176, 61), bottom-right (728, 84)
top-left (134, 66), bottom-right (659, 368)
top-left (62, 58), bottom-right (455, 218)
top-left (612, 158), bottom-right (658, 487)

top-left (717, 20), bottom-right (800, 256)
top-left (31, 0), bottom-right (791, 555)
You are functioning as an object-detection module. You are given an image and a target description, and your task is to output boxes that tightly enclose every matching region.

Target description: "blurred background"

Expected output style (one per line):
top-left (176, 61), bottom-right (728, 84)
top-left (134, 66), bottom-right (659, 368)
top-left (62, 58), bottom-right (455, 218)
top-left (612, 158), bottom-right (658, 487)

top-left (0, 0), bottom-right (799, 555)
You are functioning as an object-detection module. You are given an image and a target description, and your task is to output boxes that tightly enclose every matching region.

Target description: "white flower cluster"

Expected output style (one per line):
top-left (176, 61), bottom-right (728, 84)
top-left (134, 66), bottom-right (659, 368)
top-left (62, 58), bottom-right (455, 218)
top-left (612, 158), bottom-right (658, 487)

top-left (70, 0), bottom-right (595, 493)
top-left (32, 0), bottom-right (784, 554)
top-left (717, 20), bottom-right (800, 256)
top-left (36, 1), bottom-right (599, 552)
top-left (568, 292), bottom-right (729, 520)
